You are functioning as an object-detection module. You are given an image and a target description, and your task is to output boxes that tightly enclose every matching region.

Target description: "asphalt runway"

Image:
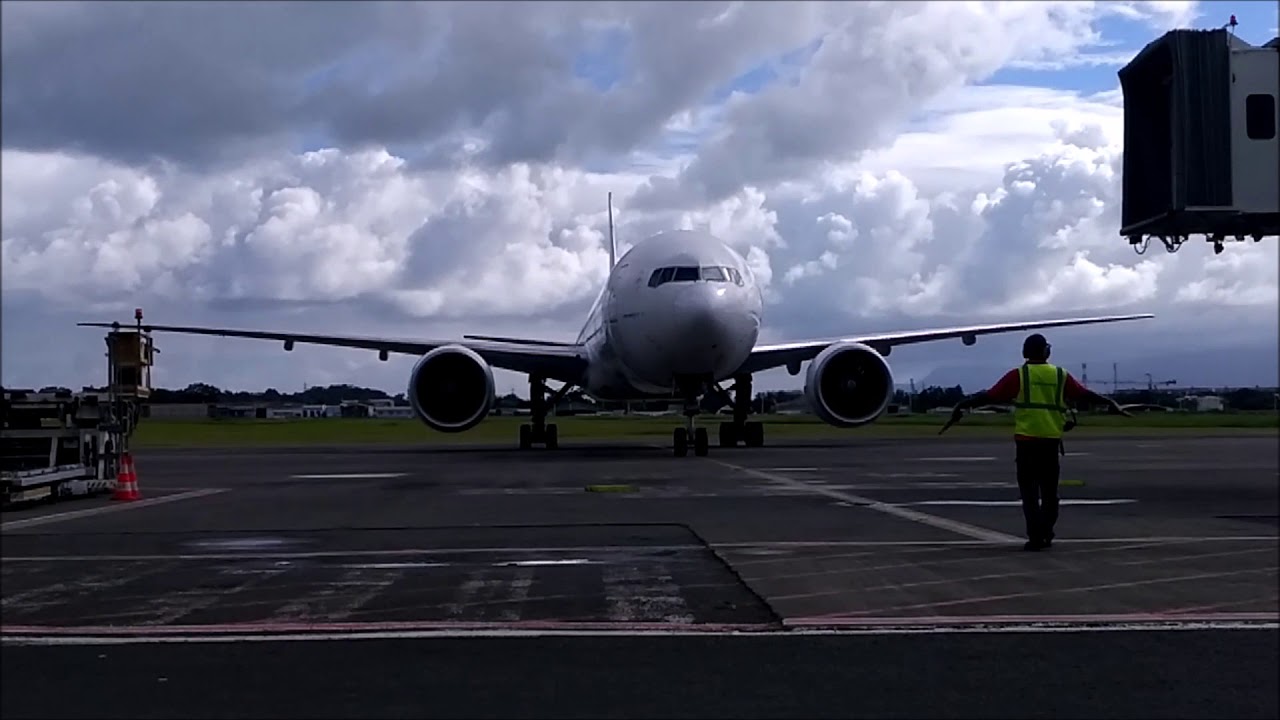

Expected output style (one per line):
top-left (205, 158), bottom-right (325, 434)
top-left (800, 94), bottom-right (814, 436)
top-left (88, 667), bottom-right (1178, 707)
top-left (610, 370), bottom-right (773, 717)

top-left (2, 432), bottom-right (1277, 719)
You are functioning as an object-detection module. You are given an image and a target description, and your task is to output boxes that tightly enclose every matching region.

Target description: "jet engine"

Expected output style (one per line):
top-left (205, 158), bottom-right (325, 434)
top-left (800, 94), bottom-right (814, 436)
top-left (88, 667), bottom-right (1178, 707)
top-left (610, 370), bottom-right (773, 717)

top-left (803, 341), bottom-right (895, 428)
top-left (407, 345), bottom-right (495, 433)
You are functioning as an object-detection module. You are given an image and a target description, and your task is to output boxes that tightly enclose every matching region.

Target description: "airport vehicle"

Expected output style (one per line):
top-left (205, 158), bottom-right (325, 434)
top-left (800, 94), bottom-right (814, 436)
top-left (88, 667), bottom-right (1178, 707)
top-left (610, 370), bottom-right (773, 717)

top-left (80, 202), bottom-right (1154, 457)
top-left (2, 326), bottom-right (153, 506)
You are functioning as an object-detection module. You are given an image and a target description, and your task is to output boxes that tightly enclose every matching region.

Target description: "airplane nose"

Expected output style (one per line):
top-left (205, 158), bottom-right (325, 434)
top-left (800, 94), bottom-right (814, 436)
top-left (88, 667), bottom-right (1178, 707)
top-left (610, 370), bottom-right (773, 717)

top-left (672, 285), bottom-right (734, 350)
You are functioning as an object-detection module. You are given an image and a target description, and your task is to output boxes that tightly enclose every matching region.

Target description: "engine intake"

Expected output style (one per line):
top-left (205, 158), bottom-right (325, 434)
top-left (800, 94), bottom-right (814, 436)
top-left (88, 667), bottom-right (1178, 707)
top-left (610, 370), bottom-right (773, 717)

top-left (407, 345), bottom-right (495, 433)
top-left (804, 341), bottom-right (895, 428)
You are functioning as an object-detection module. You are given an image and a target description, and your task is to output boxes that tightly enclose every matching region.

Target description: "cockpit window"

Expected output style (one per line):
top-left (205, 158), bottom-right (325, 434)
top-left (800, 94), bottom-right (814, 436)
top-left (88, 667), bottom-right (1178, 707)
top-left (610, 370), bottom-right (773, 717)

top-left (647, 265), bottom-right (744, 287)
top-left (649, 267), bottom-right (678, 287)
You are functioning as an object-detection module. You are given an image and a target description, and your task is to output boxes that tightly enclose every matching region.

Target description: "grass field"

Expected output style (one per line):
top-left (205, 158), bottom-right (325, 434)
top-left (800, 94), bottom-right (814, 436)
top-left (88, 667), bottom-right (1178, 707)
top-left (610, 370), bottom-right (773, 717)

top-left (131, 410), bottom-right (1280, 448)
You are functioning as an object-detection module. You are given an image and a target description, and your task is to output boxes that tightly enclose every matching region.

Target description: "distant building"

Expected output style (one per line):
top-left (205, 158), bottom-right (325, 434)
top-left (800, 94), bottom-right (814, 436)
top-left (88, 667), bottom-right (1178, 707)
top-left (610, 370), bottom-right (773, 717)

top-left (144, 402), bottom-right (210, 419)
top-left (209, 404), bottom-right (264, 419)
top-left (301, 404), bottom-right (332, 418)
top-left (1179, 395), bottom-right (1226, 412)
top-left (1120, 403), bottom-right (1173, 413)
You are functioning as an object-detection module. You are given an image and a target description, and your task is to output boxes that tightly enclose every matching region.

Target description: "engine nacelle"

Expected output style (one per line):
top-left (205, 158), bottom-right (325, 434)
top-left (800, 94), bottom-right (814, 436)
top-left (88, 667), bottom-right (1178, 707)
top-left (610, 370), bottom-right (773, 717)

top-left (803, 341), bottom-right (896, 428)
top-left (407, 345), bottom-right (495, 433)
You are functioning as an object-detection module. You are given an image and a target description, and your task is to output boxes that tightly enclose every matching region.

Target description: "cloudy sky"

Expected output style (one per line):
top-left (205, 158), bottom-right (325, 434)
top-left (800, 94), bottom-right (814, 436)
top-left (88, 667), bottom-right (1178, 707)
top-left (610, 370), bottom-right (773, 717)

top-left (3, 0), bottom-right (1278, 397)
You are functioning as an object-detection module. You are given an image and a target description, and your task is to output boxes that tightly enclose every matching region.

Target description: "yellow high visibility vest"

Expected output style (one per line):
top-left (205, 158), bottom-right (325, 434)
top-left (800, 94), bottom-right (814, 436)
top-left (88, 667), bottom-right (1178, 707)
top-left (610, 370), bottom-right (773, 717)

top-left (1013, 362), bottom-right (1068, 438)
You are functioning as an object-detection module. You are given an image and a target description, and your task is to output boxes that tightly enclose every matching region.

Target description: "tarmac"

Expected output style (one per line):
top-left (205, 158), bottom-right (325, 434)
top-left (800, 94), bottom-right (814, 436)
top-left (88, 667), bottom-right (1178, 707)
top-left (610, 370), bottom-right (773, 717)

top-left (2, 431), bottom-right (1277, 718)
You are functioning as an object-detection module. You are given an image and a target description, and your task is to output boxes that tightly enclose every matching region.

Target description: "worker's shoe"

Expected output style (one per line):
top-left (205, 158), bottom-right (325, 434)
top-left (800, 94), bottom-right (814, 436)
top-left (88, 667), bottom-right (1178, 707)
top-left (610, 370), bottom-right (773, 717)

top-left (1023, 540), bottom-right (1043, 551)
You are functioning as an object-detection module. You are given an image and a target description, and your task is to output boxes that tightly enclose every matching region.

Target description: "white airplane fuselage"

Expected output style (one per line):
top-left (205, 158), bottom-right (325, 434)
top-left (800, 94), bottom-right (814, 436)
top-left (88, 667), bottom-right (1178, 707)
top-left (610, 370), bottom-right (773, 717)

top-left (573, 229), bottom-right (763, 401)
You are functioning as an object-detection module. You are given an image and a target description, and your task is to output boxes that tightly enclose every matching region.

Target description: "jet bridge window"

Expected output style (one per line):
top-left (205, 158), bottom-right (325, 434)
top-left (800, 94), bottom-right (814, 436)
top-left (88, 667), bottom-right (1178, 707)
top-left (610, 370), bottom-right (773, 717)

top-left (1246, 93), bottom-right (1276, 141)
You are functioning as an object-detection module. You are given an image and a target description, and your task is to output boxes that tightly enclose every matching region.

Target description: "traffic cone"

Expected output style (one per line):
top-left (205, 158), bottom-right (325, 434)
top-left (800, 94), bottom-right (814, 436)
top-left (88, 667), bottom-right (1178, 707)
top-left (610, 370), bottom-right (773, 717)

top-left (112, 452), bottom-right (141, 502)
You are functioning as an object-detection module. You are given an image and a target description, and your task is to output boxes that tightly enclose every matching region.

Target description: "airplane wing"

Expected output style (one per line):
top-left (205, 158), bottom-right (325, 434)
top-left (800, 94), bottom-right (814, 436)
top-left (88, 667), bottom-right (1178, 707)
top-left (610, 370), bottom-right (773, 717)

top-left (76, 322), bottom-right (589, 385)
top-left (734, 313), bottom-right (1155, 376)
top-left (462, 334), bottom-right (578, 347)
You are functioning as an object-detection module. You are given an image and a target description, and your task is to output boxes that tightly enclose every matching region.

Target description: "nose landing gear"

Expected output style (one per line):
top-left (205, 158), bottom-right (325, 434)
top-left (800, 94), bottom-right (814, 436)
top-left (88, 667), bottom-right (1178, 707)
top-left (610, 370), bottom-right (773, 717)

top-left (673, 418), bottom-right (709, 457)
top-left (670, 374), bottom-right (767, 457)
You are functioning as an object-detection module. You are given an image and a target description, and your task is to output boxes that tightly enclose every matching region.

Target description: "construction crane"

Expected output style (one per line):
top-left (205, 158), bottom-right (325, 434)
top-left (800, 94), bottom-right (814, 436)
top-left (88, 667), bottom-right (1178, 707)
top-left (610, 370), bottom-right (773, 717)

top-left (1081, 363), bottom-right (1176, 392)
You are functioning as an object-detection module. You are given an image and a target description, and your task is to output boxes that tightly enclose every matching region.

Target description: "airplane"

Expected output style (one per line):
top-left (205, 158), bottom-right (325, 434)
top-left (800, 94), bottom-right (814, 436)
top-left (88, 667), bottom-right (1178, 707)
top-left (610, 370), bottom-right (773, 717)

top-left (80, 195), bottom-right (1155, 457)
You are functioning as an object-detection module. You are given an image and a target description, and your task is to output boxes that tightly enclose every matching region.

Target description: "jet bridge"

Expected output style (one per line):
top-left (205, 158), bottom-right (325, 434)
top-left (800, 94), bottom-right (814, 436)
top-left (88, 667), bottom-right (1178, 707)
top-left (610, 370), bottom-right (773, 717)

top-left (1118, 23), bottom-right (1279, 255)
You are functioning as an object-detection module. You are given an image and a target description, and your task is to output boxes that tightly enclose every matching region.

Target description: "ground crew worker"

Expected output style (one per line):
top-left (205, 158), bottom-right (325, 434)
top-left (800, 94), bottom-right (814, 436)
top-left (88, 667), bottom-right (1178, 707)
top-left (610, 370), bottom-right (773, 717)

top-left (947, 333), bottom-right (1131, 551)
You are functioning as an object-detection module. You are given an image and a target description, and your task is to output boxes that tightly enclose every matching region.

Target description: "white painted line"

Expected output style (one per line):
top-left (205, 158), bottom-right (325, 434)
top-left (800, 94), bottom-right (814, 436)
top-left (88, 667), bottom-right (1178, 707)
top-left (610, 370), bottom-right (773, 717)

top-left (781, 482), bottom-right (1010, 491)
top-left (496, 559), bottom-right (594, 567)
top-left (0, 489), bottom-right (228, 531)
top-left (786, 611), bottom-right (1280, 625)
top-left (863, 472), bottom-right (961, 478)
top-left (3, 619), bottom-right (1276, 645)
top-left (711, 460), bottom-right (1020, 543)
top-left (914, 456), bottom-right (996, 462)
top-left (1064, 452), bottom-right (1091, 457)
top-left (711, 536), bottom-right (1278, 548)
top-left (4, 536), bottom-right (1276, 563)
top-left (785, 611), bottom-right (1280, 628)
top-left (0, 544), bottom-right (702, 563)
top-left (337, 562), bottom-right (451, 570)
top-left (900, 499), bottom-right (1137, 507)
top-left (289, 473), bottom-right (406, 479)
top-left (191, 538), bottom-right (294, 551)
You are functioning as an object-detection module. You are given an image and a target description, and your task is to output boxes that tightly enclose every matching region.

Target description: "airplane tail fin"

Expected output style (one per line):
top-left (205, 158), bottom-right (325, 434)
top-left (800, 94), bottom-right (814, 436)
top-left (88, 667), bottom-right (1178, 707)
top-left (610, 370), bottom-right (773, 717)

top-left (606, 192), bottom-right (617, 269)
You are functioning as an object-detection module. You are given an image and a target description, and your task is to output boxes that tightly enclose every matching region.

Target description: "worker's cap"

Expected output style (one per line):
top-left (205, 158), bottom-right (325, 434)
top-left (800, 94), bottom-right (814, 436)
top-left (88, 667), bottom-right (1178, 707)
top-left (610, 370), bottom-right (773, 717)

top-left (1023, 333), bottom-right (1050, 356)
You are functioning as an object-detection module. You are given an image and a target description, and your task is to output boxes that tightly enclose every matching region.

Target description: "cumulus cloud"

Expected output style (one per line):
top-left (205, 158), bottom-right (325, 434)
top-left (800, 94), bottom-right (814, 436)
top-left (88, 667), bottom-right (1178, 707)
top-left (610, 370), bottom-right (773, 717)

top-left (3, 0), bottom-right (1276, 393)
top-left (633, 1), bottom-right (1141, 208)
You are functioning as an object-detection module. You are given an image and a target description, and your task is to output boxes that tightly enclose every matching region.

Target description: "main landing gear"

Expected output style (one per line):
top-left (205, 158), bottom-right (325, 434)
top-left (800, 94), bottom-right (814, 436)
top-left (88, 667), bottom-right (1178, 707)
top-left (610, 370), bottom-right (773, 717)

top-left (716, 374), bottom-right (764, 449)
top-left (518, 375), bottom-right (573, 450)
top-left (672, 374), bottom-right (765, 457)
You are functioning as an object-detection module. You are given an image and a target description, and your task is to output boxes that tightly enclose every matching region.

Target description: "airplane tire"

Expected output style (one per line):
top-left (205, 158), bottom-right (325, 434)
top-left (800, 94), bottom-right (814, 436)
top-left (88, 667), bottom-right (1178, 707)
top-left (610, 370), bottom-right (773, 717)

top-left (674, 428), bottom-right (688, 457)
top-left (519, 424), bottom-right (532, 450)
top-left (694, 427), bottom-right (709, 456)
top-left (545, 423), bottom-right (558, 449)
top-left (745, 421), bottom-right (764, 447)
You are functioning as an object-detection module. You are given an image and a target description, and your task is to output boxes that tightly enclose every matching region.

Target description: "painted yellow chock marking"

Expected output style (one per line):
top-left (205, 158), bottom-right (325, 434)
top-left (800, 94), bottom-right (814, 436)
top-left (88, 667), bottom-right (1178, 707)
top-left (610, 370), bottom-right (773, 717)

top-left (585, 484), bottom-right (636, 493)
top-left (1060, 479), bottom-right (1085, 487)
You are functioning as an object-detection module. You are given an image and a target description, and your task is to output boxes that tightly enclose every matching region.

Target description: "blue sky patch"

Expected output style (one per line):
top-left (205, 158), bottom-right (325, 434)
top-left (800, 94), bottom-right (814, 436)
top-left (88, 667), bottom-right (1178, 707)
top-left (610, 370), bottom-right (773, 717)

top-left (983, 4), bottom-right (1278, 96)
top-left (572, 25), bottom-right (629, 92)
top-left (707, 36), bottom-right (823, 104)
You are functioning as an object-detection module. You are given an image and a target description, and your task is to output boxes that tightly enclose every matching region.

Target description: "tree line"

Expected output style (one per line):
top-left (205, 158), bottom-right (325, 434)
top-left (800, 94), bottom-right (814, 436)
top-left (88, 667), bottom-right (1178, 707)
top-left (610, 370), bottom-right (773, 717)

top-left (31, 382), bottom-right (1279, 412)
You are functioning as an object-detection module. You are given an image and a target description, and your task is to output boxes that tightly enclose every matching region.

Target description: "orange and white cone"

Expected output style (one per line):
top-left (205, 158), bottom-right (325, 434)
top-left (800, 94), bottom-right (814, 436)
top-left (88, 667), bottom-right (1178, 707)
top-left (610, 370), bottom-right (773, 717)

top-left (112, 452), bottom-right (141, 502)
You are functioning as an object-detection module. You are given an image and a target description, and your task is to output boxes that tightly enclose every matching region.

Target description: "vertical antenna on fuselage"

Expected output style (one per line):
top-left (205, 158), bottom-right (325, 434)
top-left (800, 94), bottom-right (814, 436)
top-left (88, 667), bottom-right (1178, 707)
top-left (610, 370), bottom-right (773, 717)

top-left (607, 191), bottom-right (617, 269)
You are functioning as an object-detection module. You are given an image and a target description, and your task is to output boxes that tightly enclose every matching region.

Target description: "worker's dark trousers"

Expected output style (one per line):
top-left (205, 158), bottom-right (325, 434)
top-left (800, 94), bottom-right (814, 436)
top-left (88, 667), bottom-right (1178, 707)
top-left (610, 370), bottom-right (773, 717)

top-left (1015, 438), bottom-right (1061, 542)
